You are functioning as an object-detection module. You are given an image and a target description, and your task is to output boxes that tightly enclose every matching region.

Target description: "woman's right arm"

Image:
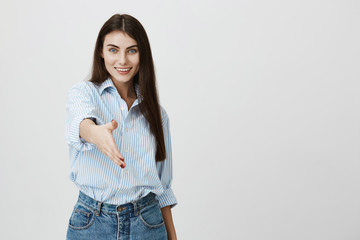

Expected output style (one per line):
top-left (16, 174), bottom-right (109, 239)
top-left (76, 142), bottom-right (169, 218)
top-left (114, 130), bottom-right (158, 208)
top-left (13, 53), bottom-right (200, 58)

top-left (65, 83), bottom-right (125, 168)
top-left (79, 118), bottom-right (98, 144)
top-left (79, 118), bottom-right (126, 168)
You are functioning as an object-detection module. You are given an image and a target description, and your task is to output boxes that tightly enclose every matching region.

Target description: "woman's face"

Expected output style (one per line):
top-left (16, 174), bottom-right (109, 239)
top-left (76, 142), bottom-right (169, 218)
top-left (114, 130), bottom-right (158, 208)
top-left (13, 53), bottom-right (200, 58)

top-left (101, 31), bottom-right (140, 85)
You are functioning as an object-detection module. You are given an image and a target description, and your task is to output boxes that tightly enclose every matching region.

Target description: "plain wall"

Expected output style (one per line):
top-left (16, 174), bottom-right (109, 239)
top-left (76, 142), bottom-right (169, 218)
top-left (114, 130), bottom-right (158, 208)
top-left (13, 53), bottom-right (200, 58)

top-left (0, 0), bottom-right (359, 239)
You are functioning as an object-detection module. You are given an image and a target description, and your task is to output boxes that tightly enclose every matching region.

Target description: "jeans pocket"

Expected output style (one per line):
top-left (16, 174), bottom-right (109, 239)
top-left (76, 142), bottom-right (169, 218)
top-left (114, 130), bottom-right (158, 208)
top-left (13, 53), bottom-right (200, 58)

top-left (139, 201), bottom-right (164, 228)
top-left (68, 201), bottom-right (96, 230)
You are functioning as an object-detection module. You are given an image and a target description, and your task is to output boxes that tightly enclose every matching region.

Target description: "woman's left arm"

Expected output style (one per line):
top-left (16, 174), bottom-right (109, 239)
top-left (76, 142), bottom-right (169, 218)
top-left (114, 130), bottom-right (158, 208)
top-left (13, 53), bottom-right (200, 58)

top-left (161, 206), bottom-right (177, 240)
top-left (157, 107), bottom-right (178, 239)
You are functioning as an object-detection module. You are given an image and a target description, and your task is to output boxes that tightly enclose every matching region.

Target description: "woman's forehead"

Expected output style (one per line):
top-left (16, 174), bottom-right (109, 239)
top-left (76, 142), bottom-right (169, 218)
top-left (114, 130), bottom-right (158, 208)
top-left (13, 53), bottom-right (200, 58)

top-left (103, 31), bottom-right (137, 47)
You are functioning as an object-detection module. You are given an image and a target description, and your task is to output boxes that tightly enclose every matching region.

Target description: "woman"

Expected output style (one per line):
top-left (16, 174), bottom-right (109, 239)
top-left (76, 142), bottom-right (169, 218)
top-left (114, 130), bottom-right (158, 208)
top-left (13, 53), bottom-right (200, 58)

top-left (65, 13), bottom-right (177, 240)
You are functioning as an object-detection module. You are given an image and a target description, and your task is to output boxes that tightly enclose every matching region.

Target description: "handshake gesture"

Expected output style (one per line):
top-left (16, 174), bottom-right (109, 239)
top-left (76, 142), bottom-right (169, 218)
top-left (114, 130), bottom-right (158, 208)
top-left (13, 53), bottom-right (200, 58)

top-left (80, 119), bottom-right (125, 168)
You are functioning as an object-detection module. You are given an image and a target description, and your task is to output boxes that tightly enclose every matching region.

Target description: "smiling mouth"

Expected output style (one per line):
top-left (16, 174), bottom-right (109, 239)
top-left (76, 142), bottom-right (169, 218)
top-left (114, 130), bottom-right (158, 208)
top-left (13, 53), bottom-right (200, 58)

top-left (115, 67), bottom-right (132, 72)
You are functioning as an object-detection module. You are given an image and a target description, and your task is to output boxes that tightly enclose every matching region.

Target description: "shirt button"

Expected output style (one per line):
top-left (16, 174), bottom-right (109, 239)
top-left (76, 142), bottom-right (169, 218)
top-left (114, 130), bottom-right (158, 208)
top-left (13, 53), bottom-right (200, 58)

top-left (125, 128), bottom-right (128, 132)
top-left (125, 170), bottom-right (129, 174)
top-left (124, 149), bottom-right (128, 153)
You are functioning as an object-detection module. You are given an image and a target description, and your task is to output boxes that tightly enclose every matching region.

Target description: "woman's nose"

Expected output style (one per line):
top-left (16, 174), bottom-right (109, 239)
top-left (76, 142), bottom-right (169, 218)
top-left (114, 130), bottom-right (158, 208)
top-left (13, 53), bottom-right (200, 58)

top-left (118, 52), bottom-right (127, 65)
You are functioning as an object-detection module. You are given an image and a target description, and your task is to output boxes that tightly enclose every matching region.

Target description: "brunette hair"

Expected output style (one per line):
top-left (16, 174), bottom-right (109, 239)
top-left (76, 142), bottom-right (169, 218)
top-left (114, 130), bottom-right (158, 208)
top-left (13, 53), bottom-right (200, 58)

top-left (89, 14), bottom-right (166, 162)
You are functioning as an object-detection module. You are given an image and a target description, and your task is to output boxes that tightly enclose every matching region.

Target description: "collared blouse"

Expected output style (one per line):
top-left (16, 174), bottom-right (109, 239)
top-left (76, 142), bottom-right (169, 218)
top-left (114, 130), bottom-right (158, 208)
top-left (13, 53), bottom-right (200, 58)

top-left (65, 77), bottom-right (177, 208)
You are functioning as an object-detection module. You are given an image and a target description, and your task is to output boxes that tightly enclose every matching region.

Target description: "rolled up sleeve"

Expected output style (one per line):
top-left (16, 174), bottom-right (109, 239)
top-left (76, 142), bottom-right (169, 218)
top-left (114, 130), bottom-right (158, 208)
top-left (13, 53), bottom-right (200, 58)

top-left (156, 109), bottom-right (178, 208)
top-left (65, 82), bottom-right (104, 151)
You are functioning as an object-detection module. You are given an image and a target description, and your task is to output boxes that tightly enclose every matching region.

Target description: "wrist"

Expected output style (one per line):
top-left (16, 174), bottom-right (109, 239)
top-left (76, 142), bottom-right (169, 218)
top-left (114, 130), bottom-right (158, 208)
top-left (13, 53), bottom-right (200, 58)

top-left (79, 118), bottom-right (98, 144)
top-left (88, 123), bottom-right (99, 144)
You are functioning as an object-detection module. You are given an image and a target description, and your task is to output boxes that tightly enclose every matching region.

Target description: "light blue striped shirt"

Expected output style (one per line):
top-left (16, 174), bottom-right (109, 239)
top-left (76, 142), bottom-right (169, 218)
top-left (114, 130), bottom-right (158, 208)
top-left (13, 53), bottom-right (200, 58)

top-left (65, 77), bottom-right (177, 208)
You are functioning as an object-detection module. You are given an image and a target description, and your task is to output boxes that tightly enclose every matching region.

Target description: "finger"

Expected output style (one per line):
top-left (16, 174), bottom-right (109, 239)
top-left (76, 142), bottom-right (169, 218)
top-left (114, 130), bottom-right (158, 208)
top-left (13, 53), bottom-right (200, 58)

top-left (108, 140), bottom-right (124, 160)
top-left (115, 149), bottom-right (125, 160)
top-left (108, 134), bottom-right (121, 154)
top-left (108, 152), bottom-right (126, 168)
top-left (113, 151), bottom-right (125, 166)
top-left (110, 149), bottom-right (124, 162)
top-left (104, 119), bottom-right (118, 132)
top-left (114, 156), bottom-right (126, 168)
top-left (103, 137), bottom-right (122, 158)
top-left (119, 160), bottom-right (126, 168)
top-left (110, 119), bottom-right (118, 130)
top-left (107, 147), bottom-right (125, 165)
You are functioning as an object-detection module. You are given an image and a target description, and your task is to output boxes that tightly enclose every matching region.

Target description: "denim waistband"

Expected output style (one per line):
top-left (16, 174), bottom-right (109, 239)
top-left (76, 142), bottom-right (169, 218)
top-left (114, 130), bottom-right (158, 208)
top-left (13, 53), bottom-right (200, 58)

top-left (77, 191), bottom-right (157, 216)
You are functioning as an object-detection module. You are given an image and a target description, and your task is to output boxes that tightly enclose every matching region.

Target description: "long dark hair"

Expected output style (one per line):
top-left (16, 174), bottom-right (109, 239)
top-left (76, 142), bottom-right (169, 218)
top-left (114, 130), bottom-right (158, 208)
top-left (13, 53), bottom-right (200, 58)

top-left (89, 14), bottom-right (166, 162)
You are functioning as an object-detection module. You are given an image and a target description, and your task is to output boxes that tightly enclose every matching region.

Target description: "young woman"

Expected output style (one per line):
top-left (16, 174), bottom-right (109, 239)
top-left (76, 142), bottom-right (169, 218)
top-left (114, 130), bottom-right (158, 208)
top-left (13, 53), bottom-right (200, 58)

top-left (65, 14), bottom-right (177, 239)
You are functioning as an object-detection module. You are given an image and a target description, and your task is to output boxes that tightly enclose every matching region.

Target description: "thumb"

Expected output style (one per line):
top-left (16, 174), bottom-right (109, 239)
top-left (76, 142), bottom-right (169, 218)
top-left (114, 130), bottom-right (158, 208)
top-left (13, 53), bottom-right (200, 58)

top-left (107, 119), bottom-right (118, 130)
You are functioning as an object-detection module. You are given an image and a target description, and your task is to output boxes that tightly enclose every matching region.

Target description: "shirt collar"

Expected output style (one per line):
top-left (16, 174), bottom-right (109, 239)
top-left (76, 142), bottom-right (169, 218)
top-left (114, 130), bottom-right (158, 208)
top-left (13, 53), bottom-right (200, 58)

top-left (99, 76), bottom-right (143, 103)
top-left (99, 77), bottom-right (116, 94)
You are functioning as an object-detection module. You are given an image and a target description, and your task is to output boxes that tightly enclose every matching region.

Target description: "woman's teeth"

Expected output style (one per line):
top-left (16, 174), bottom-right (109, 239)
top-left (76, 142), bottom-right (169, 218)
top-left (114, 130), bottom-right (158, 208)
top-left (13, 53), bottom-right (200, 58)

top-left (115, 67), bottom-right (131, 72)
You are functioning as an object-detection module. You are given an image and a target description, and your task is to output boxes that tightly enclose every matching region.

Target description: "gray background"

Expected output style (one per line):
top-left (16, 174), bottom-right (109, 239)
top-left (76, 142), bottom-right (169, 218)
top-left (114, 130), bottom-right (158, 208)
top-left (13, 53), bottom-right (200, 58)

top-left (0, 0), bottom-right (359, 239)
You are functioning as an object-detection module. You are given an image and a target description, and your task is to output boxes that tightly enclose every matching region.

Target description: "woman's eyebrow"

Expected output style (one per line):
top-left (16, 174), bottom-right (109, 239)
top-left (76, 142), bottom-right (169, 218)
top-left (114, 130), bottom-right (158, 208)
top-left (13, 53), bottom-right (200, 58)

top-left (106, 44), bottom-right (138, 49)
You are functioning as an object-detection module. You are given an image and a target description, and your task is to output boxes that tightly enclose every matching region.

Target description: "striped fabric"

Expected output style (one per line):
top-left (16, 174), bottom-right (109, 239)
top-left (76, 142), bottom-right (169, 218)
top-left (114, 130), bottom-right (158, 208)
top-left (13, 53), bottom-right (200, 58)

top-left (65, 77), bottom-right (177, 208)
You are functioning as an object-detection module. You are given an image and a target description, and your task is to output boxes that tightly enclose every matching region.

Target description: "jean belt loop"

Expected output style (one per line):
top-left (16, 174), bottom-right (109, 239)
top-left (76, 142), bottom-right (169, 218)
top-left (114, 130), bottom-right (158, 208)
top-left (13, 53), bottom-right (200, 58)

top-left (132, 200), bottom-right (139, 216)
top-left (96, 201), bottom-right (102, 216)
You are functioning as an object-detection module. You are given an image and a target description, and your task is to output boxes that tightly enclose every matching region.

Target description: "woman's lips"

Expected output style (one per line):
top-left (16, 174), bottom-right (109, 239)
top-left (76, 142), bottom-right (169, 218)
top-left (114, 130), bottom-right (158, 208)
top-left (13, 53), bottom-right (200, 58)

top-left (115, 67), bottom-right (132, 75)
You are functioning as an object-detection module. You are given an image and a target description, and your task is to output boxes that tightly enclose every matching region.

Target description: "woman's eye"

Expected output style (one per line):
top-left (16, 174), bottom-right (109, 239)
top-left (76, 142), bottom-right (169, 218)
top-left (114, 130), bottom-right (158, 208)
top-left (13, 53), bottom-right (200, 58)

top-left (110, 48), bottom-right (117, 53)
top-left (128, 49), bottom-right (137, 54)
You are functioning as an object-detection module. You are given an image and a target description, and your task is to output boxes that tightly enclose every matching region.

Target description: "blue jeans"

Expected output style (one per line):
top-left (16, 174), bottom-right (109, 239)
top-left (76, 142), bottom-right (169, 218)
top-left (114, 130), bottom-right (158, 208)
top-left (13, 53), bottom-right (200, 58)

top-left (66, 191), bottom-right (167, 240)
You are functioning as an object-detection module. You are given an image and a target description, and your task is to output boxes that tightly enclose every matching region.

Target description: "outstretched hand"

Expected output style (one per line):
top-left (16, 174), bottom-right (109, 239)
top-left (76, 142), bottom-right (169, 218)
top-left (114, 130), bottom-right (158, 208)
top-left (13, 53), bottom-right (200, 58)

top-left (92, 119), bottom-right (126, 168)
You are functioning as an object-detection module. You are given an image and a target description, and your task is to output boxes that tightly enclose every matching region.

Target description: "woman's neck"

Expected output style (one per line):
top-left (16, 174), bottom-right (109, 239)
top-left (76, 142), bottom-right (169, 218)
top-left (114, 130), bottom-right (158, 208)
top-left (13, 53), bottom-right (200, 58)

top-left (112, 79), bottom-right (137, 110)
top-left (113, 80), bottom-right (136, 99)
